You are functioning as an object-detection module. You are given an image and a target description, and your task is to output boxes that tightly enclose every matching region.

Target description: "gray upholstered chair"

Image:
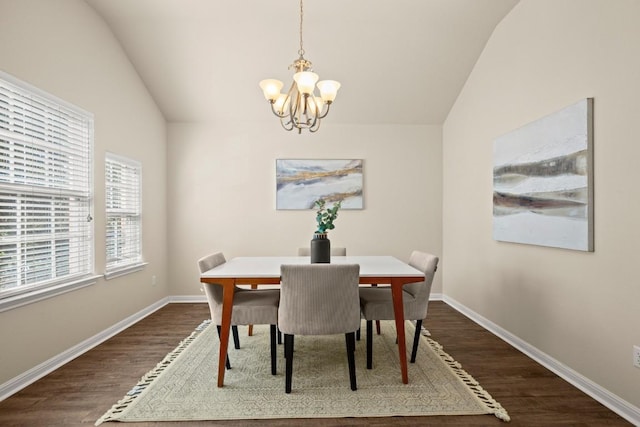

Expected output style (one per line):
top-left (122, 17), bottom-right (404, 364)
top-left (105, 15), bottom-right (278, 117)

top-left (297, 247), bottom-right (347, 256)
top-left (279, 264), bottom-right (361, 393)
top-left (359, 250), bottom-right (438, 369)
top-left (198, 253), bottom-right (241, 351)
top-left (198, 252), bottom-right (280, 374)
top-left (297, 247), bottom-right (379, 340)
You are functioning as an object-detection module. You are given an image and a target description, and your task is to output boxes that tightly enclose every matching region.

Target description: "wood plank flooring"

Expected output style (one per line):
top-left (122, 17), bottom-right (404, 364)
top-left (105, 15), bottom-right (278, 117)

top-left (0, 302), bottom-right (631, 426)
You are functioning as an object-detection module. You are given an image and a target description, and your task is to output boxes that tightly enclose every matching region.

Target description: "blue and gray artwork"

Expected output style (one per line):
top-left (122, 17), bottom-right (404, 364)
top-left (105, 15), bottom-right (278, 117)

top-left (276, 159), bottom-right (363, 210)
top-left (493, 99), bottom-right (593, 251)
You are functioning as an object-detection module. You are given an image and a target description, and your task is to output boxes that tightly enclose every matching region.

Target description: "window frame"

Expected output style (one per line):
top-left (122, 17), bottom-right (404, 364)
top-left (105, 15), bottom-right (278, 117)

top-left (0, 71), bottom-right (97, 312)
top-left (104, 152), bottom-right (144, 279)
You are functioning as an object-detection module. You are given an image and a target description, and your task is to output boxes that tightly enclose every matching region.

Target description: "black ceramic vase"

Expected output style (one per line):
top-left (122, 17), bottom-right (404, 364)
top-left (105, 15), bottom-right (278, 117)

top-left (310, 233), bottom-right (331, 263)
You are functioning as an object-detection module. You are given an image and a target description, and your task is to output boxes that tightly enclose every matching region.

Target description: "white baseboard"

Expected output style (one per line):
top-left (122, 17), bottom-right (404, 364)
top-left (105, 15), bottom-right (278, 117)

top-left (170, 294), bottom-right (207, 303)
top-left (443, 295), bottom-right (640, 426)
top-left (0, 296), bottom-right (171, 401)
top-left (429, 292), bottom-right (443, 301)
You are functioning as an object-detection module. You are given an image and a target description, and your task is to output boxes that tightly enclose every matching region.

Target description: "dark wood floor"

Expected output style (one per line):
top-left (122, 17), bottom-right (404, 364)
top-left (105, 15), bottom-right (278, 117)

top-left (0, 301), bottom-right (631, 426)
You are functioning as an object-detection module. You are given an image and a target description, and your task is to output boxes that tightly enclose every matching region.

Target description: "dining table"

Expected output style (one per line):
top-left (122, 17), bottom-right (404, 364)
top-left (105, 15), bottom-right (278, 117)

top-left (199, 255), bottom-right (425, 387)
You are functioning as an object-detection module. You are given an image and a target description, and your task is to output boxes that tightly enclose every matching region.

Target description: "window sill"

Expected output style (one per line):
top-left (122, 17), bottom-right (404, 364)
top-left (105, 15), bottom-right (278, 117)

top-left (0, 275), bottom-right (102, 313)
top-left (104, 262), bottom-right (148, 280)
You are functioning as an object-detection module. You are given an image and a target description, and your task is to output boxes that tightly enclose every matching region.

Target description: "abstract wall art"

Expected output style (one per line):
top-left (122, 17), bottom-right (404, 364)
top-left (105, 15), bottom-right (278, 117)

top-left (493, 98), bottom-right (594, 251)
top-left (276, 159), bottom-right (363, 209)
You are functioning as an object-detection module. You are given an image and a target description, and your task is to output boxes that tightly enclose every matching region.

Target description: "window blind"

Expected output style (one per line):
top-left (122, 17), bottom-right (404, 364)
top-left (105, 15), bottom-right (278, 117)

top-left (105, 153), bottom-right (142, 274)
top-left (0, 74), bottom-right (93, 299)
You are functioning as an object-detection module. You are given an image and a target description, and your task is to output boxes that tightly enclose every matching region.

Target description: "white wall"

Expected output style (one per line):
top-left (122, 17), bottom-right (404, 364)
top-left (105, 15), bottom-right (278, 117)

top-left (443, 0), bottom-right (640, 409)
top-left (0, 0), bottom-right (167, 384)
top-left (167, 121), bottom-right (442, 296)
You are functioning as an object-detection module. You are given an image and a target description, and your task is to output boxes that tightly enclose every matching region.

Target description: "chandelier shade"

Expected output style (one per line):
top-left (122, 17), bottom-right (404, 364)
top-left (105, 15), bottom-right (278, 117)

top-left (292, 71), bottom-right (319, 95)
top-left (259, 0), bottom-right (340, 133)
top-left (259, 79), bottom-right (284, 102)
top-left (317, 80), bottom-right (341, 102)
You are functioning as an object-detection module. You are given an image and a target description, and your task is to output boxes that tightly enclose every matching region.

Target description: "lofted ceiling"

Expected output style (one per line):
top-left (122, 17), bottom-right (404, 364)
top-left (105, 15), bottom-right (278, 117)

top-left (85, 0), bottom-right (519, 126)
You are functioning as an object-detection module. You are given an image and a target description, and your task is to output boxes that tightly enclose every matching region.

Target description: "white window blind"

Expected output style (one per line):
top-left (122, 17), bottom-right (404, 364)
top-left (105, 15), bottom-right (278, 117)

top-left (0, 73), bottom-right (94, 300)
top-left (105, 153), bottom-right (142, 275)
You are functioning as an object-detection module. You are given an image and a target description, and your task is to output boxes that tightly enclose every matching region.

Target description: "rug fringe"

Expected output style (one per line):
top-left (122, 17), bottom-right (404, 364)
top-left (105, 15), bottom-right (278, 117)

top-left (424, 336), bottom-right (511, 422)
top-left (94, 319), bottom-right (211, 426)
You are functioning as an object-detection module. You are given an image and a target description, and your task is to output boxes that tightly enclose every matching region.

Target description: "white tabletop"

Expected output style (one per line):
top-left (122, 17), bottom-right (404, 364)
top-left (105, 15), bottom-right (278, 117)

top-left (200, 255), bottom-right (423, 279)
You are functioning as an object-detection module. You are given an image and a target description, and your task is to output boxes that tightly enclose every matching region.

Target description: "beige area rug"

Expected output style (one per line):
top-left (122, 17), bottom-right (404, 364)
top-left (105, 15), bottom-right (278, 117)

top-left (96, 320), bottom-right (509, 424)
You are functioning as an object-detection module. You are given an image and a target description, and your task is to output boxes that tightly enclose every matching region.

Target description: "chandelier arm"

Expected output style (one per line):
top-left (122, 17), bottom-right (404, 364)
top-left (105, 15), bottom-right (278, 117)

top-left (304, 95), bottom-right (319, 129)
top-left (309, 116), bottom-right (321, 132)
top-left (316, 102), bottom-right (332, 119)
top-left (289, 95), bottom-right (300, 126)
top-left (280, 116), bottom-right (294, 131)
top-left (268, 102), bottom-right (286, 118)
top-left (301, 94), bottom-right (311, 127)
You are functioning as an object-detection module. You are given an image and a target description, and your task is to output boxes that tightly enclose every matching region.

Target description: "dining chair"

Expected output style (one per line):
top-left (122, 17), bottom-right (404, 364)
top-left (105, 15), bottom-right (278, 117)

top-left (279, 264), bottom-right (361, 393)
top-left (297, 247), bottom-right (380, 340)
top-left (297, 247), bottom-right (347, 256)
top-left (198, 252), bottom-right (280, 374)
top-left (198, 255), bottom-right (241, 350)
top-left (358, 250), bottom-right (438, 369)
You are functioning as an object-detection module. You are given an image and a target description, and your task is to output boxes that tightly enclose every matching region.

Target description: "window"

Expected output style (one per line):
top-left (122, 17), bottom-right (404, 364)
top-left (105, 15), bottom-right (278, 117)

top-left (105, 153), bottom-right (142, 277)
top-left (0, 72), bottom-right (94, 306)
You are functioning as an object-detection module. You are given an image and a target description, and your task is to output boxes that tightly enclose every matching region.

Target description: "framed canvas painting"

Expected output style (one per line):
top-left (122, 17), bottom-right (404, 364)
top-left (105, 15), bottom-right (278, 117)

top-left (493, 98), bottom-right (594, 251)
top-left (276, 159), bottom-right (363, 209)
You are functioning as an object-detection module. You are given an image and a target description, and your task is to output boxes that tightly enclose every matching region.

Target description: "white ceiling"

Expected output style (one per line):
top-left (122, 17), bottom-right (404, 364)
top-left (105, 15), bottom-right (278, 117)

top-left (85, 0), bottom-right (519, 125)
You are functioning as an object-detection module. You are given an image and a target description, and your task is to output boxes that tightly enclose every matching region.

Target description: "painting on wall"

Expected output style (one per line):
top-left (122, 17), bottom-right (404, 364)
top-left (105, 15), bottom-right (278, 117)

top-left (493, 98), bottom-right (594, 251)
top-left (276, 159), bottom-right (363, 209)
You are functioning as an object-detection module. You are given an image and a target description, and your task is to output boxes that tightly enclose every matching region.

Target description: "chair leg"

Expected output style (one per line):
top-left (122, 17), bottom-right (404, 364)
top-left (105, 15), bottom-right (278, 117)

top-left (277, 329), bottom-right (282, 345)
top-left (232, 325), bottom-right (240, 349)
top-left (270, 325), bottom-right (277, 375)
top-left (356, 326), bottom-right (361, 341)
top-left (345, 332), bottom-right (357, 391)
top-left (410, 319), bottom-right (422, 363)
top-left (366, 320), bottom-right (373, 369)
top-left (216, 325), bottom-right (232, 370)
top-left (284, 334), bottom-right (294, 393)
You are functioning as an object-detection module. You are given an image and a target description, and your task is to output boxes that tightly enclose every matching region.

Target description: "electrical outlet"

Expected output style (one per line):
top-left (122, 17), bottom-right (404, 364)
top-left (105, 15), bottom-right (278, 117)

top-left (151, 275), bottom-right (157, 287)
top-left (634, 345), bottom-right (640, 369)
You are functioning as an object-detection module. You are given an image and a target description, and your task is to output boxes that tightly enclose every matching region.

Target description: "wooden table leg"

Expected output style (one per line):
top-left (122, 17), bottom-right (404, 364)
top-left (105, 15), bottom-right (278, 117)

top-left (248, 283), bottom-right (257, 336)
top-left (390, 278), bottom-right (409, 384)
top-left (371, 284), bottom-right (381, 335)
top-left (217, 279), bottom-right (236, 387)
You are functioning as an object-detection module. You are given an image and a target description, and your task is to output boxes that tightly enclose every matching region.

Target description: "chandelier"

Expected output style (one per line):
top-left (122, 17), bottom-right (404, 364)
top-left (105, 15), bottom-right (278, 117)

top-left (259, 0), bottom-right (340, 133)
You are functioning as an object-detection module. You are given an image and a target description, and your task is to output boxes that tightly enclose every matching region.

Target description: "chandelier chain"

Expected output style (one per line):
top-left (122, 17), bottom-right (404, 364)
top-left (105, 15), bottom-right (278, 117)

top-left (298, 0), bottom-right (305, 57)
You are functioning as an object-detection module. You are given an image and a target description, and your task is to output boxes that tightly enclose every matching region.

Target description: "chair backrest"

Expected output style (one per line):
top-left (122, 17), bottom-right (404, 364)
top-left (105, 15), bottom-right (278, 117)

top-left (197, 252), bottom-right (226, 307)
top-left (278, 264), bottom-right (360, 336)
top-left (297, 247), bottom-right (347, 256)
top-left (403, 250), bottom-right (439, 302)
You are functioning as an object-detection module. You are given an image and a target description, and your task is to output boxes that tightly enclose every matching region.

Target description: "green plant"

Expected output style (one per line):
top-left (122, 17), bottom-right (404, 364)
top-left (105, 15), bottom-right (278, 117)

top-left (314, 199), bottom-right (342, 234)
